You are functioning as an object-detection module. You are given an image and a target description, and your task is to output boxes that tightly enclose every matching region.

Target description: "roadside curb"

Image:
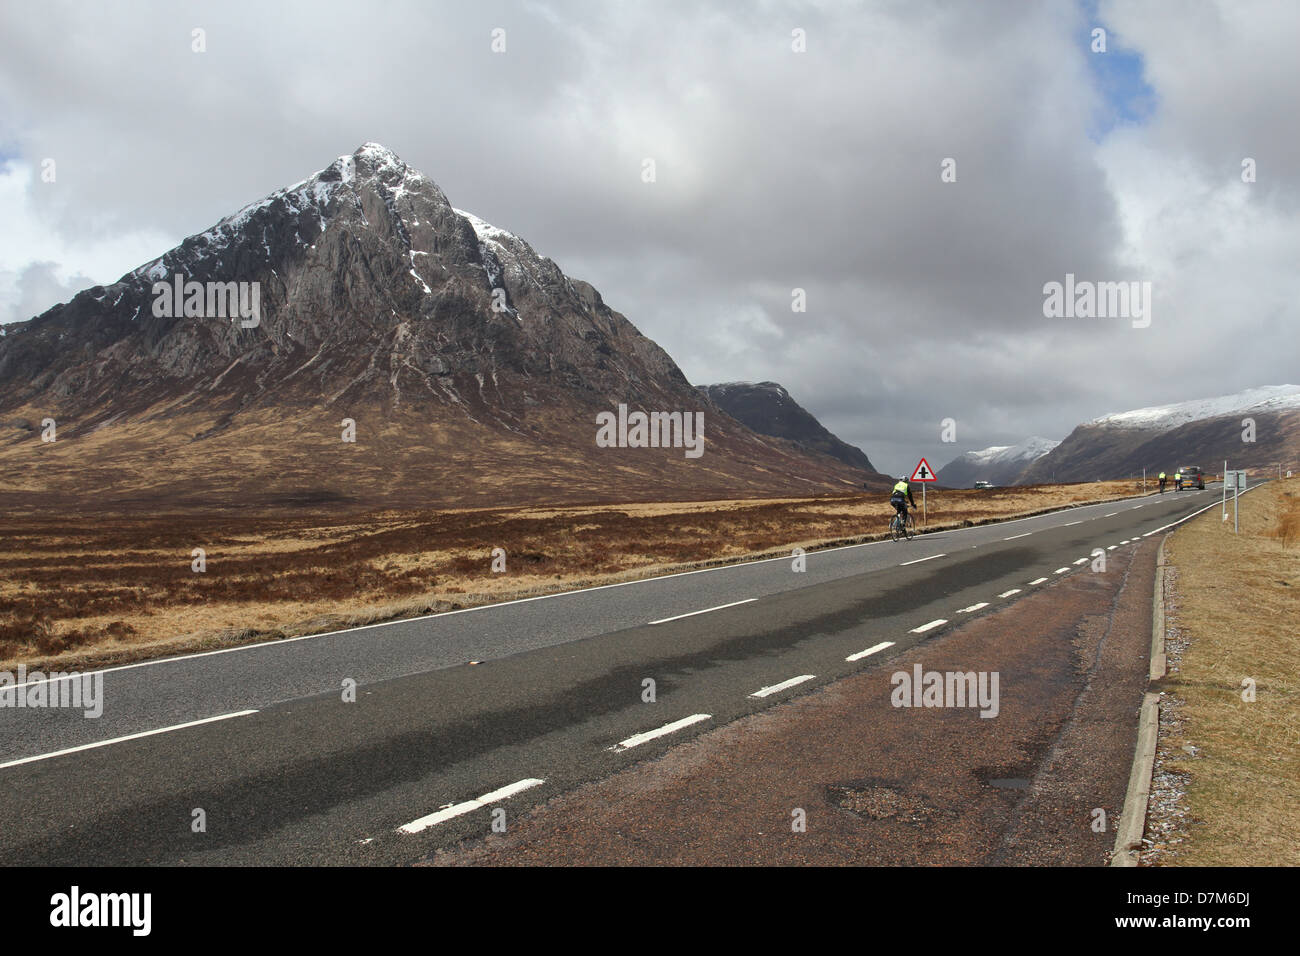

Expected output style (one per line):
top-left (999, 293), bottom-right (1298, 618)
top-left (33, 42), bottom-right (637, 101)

top-left (1150, 539), bottom-right (1167, 681)
top-left (1110, 536), bottom-right (1168, 866)
top-left (1111, 688), bottom-right (1161, 866)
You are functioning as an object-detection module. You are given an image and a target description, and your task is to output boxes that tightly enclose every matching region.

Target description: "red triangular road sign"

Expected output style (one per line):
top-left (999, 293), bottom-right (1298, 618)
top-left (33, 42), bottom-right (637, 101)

top-left (911, 458), bottom-right (937, 482)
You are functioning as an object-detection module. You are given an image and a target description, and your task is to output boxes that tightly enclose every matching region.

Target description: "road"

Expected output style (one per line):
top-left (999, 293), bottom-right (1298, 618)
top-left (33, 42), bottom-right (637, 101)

top-left (0, 486), bottom-right (1227, 864)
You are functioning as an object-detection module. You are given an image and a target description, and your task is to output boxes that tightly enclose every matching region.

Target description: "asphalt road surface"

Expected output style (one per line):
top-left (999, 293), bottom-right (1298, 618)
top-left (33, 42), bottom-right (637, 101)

top-left (0, 485), bottom-right (1229, 865)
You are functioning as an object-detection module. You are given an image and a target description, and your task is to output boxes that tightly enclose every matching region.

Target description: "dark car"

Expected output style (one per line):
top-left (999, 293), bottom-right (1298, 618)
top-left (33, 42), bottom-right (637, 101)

top-left (1177, 466), bottom-right (1206, 490)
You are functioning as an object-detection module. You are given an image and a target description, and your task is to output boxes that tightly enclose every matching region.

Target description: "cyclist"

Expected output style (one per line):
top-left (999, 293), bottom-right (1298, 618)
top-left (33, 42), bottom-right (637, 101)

top-left (890, 476), bottom-right (915, 527)
top-left (1158, 471), bottom-right (1167, 493)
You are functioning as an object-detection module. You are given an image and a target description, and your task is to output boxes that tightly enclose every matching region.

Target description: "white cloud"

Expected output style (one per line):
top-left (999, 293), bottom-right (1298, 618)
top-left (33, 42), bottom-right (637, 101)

top-left (0, 0), bottom-right (1296, 475)
top-left (0, 160), bottom-right (175, 323)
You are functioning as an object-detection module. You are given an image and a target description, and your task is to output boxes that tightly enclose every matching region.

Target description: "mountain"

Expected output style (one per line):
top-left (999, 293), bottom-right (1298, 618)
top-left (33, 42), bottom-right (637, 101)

top-left (1018, 385), bottom-right (1300, 483)
top-left (0, 144), bottom-right (870, 511)
top-left (697, 381), bottom-right (881, 475)
top-left (938, 436), bottom-right (1060, 488)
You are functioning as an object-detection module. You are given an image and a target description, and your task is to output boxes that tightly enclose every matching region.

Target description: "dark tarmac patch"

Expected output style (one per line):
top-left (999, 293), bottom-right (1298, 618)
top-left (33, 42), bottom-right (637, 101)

top-left (975, 766), bottom-right (1035, 791)
top-left (826, 780), bottom-right (945, 827)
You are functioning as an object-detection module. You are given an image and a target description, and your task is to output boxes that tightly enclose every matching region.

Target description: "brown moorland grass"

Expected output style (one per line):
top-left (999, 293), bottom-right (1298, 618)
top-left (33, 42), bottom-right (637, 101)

top-left (1154, 478), bottom-right (1300, 865)
top-left (0, 479), bottom-right (1150, 672)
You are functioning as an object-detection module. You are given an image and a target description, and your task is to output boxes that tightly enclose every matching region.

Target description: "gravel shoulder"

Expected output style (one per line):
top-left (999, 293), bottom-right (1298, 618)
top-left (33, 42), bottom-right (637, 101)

top-left (428, 540), bottom-right (1158, 866)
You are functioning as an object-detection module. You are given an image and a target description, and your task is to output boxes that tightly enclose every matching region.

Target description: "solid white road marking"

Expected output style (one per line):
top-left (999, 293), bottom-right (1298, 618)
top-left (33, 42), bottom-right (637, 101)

top-left (910, 619), bottom-right (948, 634)
top-left (1029, 577), bottom-right (1049, 585)
top-left (900, 553), bottom-right (946, 566)
top-left (610, 714), bottom-right (712, 751)
top-left (649, 599), bottom-right (756, 625)
top-left (1003, 532), bottom-right (1032, 541)
top-left (1146, 498), bottom-right (1234, 536)
top-left (750, 675), bottom-right (816, 698)
top-left (957, 602), bottom-right (989, 613)
top-left (846, 641), bottom-right (895, 662)
top-left (998, 589), bottom-right (1022, 598)
top-left (398, 778), bottom-right (545, 834)
top-left (0, 710), bottom-right (259, 771)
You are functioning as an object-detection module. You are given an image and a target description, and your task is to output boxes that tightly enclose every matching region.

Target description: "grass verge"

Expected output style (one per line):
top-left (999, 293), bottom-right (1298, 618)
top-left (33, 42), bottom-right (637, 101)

top-left (1148, 478), bottom-right (1300, 865)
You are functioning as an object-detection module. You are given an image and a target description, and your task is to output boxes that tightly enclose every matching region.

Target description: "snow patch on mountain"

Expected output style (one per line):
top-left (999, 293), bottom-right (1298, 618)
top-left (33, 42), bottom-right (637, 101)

top-left (1090, 385), bottom-right (1300, 431)
top-left (959, 437), bottom-right (1059, 466)
top-left (707, 381), bottom-right (790, 401)
top-left (454, 209), bottom-right (519, 245)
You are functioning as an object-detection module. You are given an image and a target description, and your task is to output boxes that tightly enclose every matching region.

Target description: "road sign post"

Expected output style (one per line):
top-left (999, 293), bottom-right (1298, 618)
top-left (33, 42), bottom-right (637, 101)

top-left (1223, 469), bottom-right (1247, 533)
top-left (910, 458), bottom-right (938, 528)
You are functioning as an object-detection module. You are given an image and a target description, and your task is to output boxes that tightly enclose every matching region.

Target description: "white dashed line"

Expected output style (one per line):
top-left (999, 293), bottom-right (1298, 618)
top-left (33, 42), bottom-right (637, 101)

top-left (900, 553), bottom-right (946, 566)
top-left (1054, 567), bottom-right (1069, 574)
top-left (1120, 540), bottom-right (1130, 545)
top-left (909, 619), bottom-right (948, 634)
top-left (1107, 545), bottom-right (1118, 550)
top-left (1063, 520), bottom-right (1082, 527)
top-left (750, 675), bottom-right (816, 698)
top-left (1003, 532), bottom-right (1032, 541)
top-left (398, 778), bottom-right (545, 834)
top-left (649, 599), bottom-right (756, 625)
top-left (1104, 512), bottom-right (1118, 517)
top-left (1029, 577), bottom-right (1049, 585)
top-left (957, 602), bottom-right (989, 613)
top-left (0, 710), bottom-right (259, 771)
top-left (609, 714), bottom-right (711, 752)
top-left (1073, 558), bottom-right (1089, 565)
top-left (998, 589), bottom-right (1022, 598)
top-left (847, 641), bottom-right (895, 662)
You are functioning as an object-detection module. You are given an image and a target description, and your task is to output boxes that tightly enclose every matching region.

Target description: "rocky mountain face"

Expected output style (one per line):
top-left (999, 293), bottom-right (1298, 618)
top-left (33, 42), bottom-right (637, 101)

top-left (1018, 386), bottom-right (1300, 483)
top-left (939, 437), bottom-right (1060, 488)
top-left (697, 382), bottom-right (881, 477)
top-left (0, 144), bottom-right (868, 510)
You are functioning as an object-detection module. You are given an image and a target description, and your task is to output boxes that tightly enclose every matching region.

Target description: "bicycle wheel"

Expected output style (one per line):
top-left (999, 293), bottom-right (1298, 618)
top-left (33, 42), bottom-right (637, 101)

top-left (890, 515), bottom-right (902, 541)
top-left (904, 514), bottom-right (916, 540)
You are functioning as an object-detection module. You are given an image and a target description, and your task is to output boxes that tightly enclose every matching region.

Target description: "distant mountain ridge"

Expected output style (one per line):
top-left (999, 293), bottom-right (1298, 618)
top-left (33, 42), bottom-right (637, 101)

top-left (1020, 385), bottom-right (1300, 483)
top-left (939, 436), bottom-right (1059, 488)
top-left (697, 381), bottom-right (881, 476)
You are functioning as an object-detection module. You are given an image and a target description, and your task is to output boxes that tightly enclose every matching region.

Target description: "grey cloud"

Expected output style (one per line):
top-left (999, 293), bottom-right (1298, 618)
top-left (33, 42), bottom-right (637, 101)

top-left (0, 0), bottom-right (1296, 477)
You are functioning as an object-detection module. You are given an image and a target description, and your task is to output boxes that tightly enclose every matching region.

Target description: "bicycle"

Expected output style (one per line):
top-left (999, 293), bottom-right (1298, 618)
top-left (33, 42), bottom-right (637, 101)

top-left (889, 509), bottom-right (916, 541)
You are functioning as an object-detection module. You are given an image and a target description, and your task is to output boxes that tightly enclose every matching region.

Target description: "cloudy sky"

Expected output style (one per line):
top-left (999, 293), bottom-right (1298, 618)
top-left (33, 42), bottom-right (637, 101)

top-left (2, 0), bottom-right (1297, 476)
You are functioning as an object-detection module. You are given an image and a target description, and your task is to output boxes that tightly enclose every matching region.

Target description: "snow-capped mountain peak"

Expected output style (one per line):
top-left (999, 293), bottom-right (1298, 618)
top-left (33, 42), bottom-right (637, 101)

top-left (1089, 385), bottom-right (1300, 431)
top-left (938, 436), bottom-right (1060, 487)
